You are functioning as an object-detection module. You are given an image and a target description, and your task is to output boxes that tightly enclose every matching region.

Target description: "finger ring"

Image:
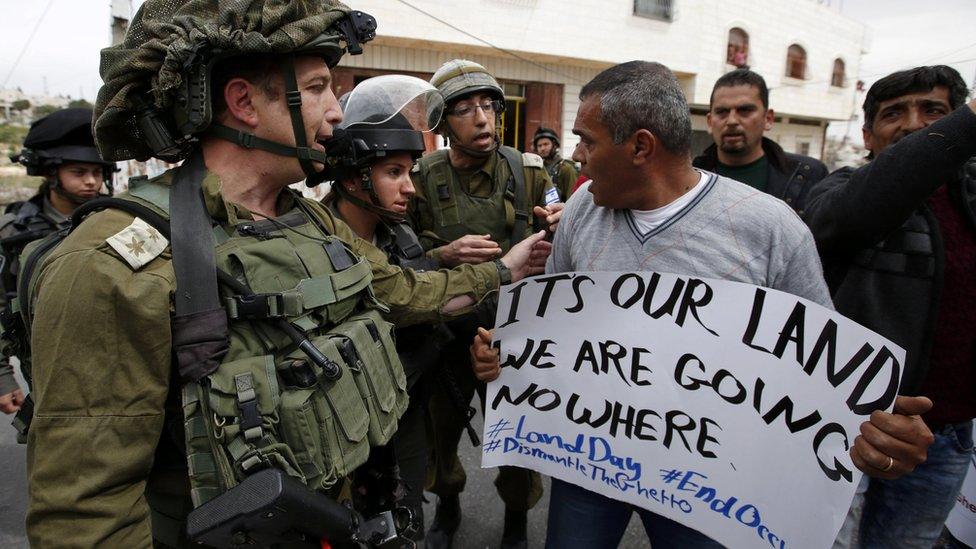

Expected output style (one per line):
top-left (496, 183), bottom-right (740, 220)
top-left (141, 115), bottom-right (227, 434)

top-left (881, 456), bottom-right (894, 472)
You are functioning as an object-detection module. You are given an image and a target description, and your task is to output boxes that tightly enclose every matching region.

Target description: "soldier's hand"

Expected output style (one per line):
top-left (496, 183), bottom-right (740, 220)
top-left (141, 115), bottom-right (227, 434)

top-left (533, 203), bottom-right (564, 233)
top-left (502, 231), bottom-right (550, 281)
top-left (0, 388), bottom-right (24, 414)
top-left (438, 234), bottom-right (502, 267)
top-left (471, 327), bottom-right (500, 382)
top-left (851, 395), bottom-right (934, 480)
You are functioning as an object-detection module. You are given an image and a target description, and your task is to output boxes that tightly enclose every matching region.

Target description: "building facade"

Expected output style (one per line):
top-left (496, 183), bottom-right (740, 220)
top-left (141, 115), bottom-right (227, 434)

top-left (334, 0), bottom-right (867, 160)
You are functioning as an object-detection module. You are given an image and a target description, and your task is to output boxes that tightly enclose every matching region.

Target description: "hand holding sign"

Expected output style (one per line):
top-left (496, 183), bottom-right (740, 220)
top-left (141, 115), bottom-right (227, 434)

top-left (472, 327), bottom-right (500, 382)
top-left (853, 395), bottom-right (934, 479)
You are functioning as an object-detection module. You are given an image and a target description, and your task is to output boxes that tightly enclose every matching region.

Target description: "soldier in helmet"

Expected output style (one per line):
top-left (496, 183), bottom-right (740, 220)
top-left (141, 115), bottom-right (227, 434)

top-left (23, 2), bottom-right (550, 546)
top-left (410, 59), bottom-right (563, 549)
top-left (321, 74), bottom-right (449, 543)
top-left (0, 107), bottom-right (115, 414)
top-left (532, 126), bottom-right (578, 202)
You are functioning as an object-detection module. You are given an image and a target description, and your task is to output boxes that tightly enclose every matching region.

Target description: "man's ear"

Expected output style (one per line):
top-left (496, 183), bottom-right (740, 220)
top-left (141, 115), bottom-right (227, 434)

top-left (222, 77), bottom-right (260, 128)
top-left (633, 129), bottom-right (656, 165)
top-left (764, 108), bottom-right (775, 131)
top-left (862, 125), bottom-right (875, 154)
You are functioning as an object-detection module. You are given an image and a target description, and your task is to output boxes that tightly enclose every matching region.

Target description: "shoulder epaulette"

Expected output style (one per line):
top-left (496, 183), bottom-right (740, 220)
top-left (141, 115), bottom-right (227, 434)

top-left (522, 152), bottom-right (544, 169)
top-left (105, 216), bottom-right (169, 270)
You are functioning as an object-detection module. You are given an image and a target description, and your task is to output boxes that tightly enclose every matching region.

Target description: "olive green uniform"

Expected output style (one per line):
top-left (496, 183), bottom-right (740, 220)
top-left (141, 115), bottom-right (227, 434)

top-left (0, 195), bottom-right (67, 397)
top-left (25, 169), bottom-right (501, 547)
top-left (409, 146), bottom-right (550, 512)
top-left (545, 155), bottom-right (579, 203)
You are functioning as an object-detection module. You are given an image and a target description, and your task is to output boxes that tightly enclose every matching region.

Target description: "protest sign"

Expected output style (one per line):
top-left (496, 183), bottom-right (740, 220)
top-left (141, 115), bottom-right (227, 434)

top-left (482, 272), bottom-right (905, 549)
top-left (946, 424), bottom-right (976, 548)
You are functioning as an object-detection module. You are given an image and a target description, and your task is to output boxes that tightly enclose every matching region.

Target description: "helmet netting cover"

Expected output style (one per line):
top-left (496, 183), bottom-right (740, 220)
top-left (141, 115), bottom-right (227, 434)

top-left (95, 0), bottom-right (350, 161)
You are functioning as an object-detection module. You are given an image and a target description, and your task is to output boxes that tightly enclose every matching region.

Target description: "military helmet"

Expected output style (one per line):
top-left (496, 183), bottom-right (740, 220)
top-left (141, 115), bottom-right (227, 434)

top-left (334, 75), bottom-right (443, 168)
top-left (13, 108), bottom-right (115, 175)
top-left (322, 75), bottom-right (443, 222)
top-left (533, 126), bottom-right (560, 148)
top-left (94, 0), bottom-right (376, 169)
top-left (430, 59), bottom-right (504, 106)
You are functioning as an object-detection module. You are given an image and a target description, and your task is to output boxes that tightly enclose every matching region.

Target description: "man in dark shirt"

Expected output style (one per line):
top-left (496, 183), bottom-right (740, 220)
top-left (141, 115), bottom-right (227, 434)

top-left (804, 65), bottom-right (976, 549)
top-left (695, 69), bottom-right (828, 214)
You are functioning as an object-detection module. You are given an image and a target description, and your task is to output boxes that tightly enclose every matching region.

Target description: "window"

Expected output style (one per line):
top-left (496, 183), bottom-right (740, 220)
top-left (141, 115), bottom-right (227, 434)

top-left (726, 28), bottom-right (749, 68)
top-left (786, 44), bottom-right (807, 79)
top-left (500, 83), bottom-right (526, 153)
top-left (831, 58), bottom-right (846, 87)
top-left (634, 0), bottom-right (673, 21)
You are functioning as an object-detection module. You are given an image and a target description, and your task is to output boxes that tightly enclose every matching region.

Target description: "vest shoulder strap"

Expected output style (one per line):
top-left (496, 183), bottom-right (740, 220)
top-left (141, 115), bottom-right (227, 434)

top-left (498, 146), bottom-right (528, 248)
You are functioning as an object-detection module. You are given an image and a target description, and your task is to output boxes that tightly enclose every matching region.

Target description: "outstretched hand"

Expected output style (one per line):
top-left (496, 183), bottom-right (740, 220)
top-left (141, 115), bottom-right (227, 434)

top-left (501, 231), bottom-right (552, 281)
top-left (534, 203), bottom-right (564, 234)
top-left (438, 234), bottom-right (502, 267)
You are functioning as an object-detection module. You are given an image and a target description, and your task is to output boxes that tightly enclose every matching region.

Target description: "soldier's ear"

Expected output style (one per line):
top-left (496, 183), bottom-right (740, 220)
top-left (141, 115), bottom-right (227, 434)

top-left (222, 77), bottom-right (260, 128)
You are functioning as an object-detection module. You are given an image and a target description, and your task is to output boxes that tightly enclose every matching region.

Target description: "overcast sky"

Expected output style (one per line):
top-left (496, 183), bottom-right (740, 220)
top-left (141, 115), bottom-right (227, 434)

top-left (1, 0), bottom-right (974, 140)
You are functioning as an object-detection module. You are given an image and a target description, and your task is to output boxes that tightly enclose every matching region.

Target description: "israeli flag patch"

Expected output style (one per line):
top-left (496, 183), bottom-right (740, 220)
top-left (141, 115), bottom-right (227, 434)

top-left (544, 186), bottom-right (561, 205)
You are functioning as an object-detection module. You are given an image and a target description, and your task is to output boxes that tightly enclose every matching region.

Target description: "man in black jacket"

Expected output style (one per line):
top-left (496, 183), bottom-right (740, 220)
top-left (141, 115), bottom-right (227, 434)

top-left (695, 69), bottom-right (828, 214)
top-left (804, 65), bottom-right (976, 549)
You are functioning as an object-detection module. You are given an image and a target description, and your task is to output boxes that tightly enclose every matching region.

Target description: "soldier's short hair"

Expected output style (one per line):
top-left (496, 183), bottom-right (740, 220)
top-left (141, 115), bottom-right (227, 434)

top-left (579, 61), bottom-right (692, 155)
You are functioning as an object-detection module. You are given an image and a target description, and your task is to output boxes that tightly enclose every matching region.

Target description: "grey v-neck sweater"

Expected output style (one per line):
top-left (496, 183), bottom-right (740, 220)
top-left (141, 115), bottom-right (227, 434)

top-left (547, 172), bottom-right (832, 308)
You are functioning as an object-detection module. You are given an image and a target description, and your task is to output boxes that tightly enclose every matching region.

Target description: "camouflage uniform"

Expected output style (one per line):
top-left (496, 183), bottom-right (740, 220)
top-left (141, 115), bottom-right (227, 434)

top-left (26, 170), bottom-right (502, 547)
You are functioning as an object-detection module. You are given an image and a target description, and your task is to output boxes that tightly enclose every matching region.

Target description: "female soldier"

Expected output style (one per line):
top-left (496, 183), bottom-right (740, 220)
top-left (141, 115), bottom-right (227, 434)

top-left (322, 75), bottom-right (450, 544)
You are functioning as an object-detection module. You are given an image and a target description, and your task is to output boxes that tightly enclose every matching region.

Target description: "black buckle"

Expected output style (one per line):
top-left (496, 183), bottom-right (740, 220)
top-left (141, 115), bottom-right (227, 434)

top-left (514, 211), bottom-right (529, 221)
top-left (285, 89), bottom-right (303, 108)
top-left (231, 294), bottom-right (284, 319)
top-left (237, 131), bottom-right (255, 149)
top-left (239, 399), bottom-right (262, 432)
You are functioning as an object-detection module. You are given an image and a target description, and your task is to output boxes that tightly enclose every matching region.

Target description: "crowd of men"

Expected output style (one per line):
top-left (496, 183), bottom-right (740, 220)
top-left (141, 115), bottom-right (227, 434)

top-left (0, 1), bottom-right (973, 548)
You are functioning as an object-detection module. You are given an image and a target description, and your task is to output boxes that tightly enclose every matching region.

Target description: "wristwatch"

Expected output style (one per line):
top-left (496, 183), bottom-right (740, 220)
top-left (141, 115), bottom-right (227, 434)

top-left (493, 258), bottom-right (512, 285)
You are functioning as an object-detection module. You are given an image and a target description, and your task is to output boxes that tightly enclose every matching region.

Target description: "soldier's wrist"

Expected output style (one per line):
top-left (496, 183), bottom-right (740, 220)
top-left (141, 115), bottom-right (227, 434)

top-left (494, 258), bottom-right (512, 285)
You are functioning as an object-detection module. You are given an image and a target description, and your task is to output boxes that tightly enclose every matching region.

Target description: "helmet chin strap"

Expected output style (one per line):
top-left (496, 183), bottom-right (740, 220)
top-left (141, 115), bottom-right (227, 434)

top-left (336, 171), bottom-right (407, 224)
top-left (50, 176), bottom-right (99, 206)
top-left (207, 55), bottom-right (328, 179)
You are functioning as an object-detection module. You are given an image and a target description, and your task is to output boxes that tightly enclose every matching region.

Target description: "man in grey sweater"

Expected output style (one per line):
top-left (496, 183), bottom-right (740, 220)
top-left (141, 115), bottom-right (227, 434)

top-left (471, 61), bottom-right (935, 548)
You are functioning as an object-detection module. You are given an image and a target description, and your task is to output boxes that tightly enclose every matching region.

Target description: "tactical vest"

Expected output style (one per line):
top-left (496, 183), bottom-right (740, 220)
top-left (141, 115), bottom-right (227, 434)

top-left (381, 223), bottom-right (439, 272)
top-left (16, 174), bottom-right (409, 512)
top-left (414, 147), bottom-right (530, 253)
top-left (0, 198), bottom-right (65, 296)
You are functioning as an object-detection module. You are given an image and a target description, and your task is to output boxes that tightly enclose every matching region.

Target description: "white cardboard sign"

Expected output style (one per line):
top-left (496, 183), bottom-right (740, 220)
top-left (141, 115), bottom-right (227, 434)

top-left (482, 272), bottom-right (905, 549)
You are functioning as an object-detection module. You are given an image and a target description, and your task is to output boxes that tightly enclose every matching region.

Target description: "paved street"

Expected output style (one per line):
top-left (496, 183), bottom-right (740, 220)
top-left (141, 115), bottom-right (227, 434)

top-left (0, 368), bottom-right (645, 548)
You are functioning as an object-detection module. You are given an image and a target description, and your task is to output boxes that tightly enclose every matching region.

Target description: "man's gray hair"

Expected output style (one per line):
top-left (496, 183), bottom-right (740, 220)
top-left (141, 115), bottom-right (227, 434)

top-left (579, 61), bottom-right (691, 154)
